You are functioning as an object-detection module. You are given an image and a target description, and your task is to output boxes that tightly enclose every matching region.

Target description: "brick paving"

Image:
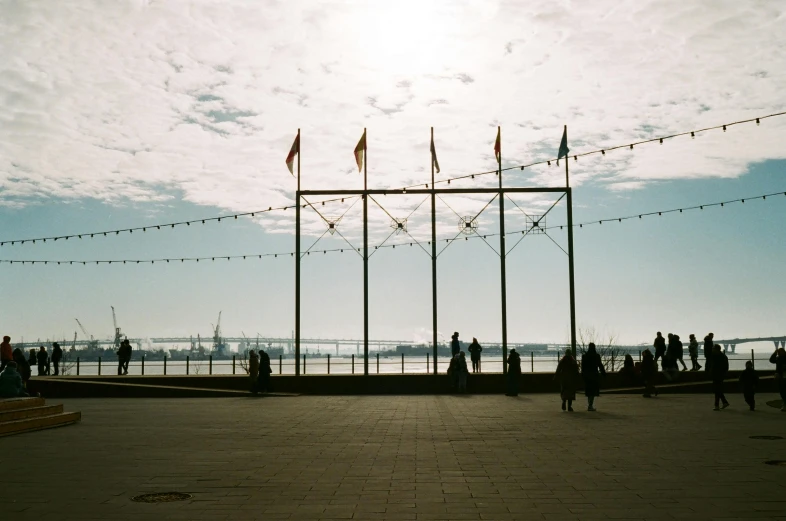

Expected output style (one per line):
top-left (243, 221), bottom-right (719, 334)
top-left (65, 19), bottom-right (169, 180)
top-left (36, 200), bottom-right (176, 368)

top-left (1, 393), bottom-right (785, 521)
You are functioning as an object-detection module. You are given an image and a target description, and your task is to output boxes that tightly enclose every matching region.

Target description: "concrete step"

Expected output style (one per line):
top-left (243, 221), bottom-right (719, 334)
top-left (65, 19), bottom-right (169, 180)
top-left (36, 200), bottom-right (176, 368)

top-left (0, 397), bottom-right (45, 411)
top-left (0, 404), bottom-right (64, 423)
top-left (0, 411), bottom-right (81, 437)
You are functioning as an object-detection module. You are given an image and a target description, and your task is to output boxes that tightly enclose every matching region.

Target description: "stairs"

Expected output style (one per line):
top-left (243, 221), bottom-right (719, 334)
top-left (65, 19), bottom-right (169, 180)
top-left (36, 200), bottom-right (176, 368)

top-left (0, 397), bottom-right (81, 437)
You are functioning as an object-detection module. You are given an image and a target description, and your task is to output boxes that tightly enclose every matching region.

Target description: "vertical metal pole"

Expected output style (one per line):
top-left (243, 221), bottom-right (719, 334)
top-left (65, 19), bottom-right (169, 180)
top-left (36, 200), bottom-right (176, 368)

top-left (142, 355), bottom-right (145, 376)
top-left (751, 348), bottom-right (755, 369)
top-left (363, 128), bottom-right (369, 376)
top-left (186, 355), bottom-right (190, 375)
top-left (279, 354), bottom-right (282, 374)
top-left (565, 125), bottom-right (578, 357)
top-left (327, 353), bottom-right (330, 374)
top-left (76, 357), bottom-right (80, 376)
top-left (402, 353), bottom-right (404, 374)
top-left (498, 126), bottom-right (508, 375)
top-left (303, 354), bottom-right (306, 374)
top-left (431, 127), bottom-right (439, 375)
top-left (98, 356), bottom-right (101, 376)
top-left (531, 352), bottom-right (534, 373)
top-left (209, 355), bottom-right (212, 375)
top-left (232, 355), bottom-right (236, 375)
top-left (295, 128), bottom-right (301, 376)
top-left (352, 354), bottom-right (355, 374)
top-left (427, 352), bottom-right (430, 373)
top-left (376, 352), bottom-right (379, 374)
top-left (164, 356), bottom-right (167, 376)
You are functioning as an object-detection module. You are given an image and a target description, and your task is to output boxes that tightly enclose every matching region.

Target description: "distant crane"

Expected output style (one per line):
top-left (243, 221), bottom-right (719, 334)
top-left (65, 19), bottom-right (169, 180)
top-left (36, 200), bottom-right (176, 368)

top-left (211, 311), bottom-right (226, 356)
top-left (75, 319), bottom-right (99, 351)
top-left (71, 331), bottom-right (77, 352)
top-left (111, 306), bottom-right (123, 351)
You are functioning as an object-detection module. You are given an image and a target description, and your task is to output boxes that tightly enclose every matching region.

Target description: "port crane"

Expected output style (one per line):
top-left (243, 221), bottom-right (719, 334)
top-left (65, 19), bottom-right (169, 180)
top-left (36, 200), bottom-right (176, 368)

top-left (75, 319), bottom-right (99, 350)
top-left (111, 306), bottom-right (123, 351)
top-left (211, 311), bottom-right (226, 355)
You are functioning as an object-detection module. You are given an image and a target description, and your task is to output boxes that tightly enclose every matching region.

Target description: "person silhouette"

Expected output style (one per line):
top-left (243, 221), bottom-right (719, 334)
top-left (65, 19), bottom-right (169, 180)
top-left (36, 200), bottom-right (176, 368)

top-left (450, 332), bottom-right (460, 357)
top-left (555, 348), bottom-right (578, 411)
top-left (505, 349), bottom-right (521, 396)
top-left (581, 343), bottom-right (606, 411)
top-left (467, 338), bottom-right (482, 373)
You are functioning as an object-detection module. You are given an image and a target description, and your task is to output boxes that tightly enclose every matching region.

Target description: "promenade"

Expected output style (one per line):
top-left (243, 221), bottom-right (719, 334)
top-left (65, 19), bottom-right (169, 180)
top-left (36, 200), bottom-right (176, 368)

top-left (1, 394), bottom-right (784, 521)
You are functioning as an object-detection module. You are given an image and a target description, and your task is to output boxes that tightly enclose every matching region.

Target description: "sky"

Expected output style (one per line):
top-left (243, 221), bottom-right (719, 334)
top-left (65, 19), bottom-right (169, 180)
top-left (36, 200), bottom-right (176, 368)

top-left (1, 0), bottom-right (785, 349)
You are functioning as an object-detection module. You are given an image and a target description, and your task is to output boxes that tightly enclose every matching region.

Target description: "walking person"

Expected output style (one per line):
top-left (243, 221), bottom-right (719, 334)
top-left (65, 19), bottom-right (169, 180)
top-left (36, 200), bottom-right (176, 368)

top-left (505, 349), bottom-right (521, 396)
top-left (51, 342), bottom-right (63, 376)
top-left (711, 344), bottom-right (730, 410)
top-left (688, 334), bottom-right (701, 371)
top-left (581, 343), bottom-right (606, 411)
top-left (0, 336), bottom-right (12, 372)
top-left (248, 350), bottom-right (260, 393)
top-left (739, 361), bottom-right (758, 411)
top-left (121, 340), bottom-right (132, 375)
top-left (467, 338), bottom-right (482, 373)
top-left (450, 332), bottom-right (461, 357)
top-left (256, 349), bottom-right (272, 393)
top-left (36, 346), bottom-right (48, 376)
top-left (703, 333), bottom-right (714, 372)
top-left (770, 347), bottom-right (786, 412)
top-left (456, 352), bottom-right (469, 393)
top-left (641, 349), bottom-right (658, 398)
top-left (653, 332), bottom-right (666, 363)
top-left (673, 335), bottom-right (687, 372)
top-left (554, 348), bottom-right (578, 411)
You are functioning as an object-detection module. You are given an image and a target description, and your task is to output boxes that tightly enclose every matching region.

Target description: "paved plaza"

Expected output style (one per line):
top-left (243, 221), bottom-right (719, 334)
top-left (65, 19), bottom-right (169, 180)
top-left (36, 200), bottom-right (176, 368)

top-left (1, 393), bottom-right (785, 521)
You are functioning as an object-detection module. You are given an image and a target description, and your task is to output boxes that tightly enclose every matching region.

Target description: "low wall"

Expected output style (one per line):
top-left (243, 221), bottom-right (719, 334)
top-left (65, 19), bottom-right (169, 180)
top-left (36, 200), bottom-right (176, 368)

top-left (27, 369), bottom-right (780, 398)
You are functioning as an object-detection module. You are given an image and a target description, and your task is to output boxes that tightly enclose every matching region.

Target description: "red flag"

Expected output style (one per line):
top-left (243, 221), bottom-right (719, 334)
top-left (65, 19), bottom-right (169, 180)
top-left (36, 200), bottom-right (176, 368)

top-left (353, 131), bottom-right (366, 172)
top-left (494, 127), bottom-right (501, 163)
top-left (285, 133), bottom-right (299, 175)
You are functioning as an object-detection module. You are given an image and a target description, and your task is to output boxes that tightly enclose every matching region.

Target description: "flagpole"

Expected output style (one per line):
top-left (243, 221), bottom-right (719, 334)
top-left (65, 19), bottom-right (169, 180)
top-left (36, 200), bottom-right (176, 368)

top-left (363, 128), bottom-right (369, 376)
top-left (564, 124), bottom-right (577, 357)
top-left (431, 127), bottom-right (438, 374)
top-left (295, 128), bottom-right (301, 375)
top-left (498, 126), bottom-right (508, 375)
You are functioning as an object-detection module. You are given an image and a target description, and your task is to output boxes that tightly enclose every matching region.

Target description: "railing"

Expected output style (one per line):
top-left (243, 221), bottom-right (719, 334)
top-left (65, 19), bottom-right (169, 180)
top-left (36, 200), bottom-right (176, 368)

top-left (48, 351), bottom-right (779, 377)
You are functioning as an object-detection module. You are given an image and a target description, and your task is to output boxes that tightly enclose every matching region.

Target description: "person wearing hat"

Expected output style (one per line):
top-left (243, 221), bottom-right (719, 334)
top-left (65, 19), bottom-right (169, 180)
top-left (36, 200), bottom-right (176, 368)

top-left (450, 332), bottom-right (460, 357)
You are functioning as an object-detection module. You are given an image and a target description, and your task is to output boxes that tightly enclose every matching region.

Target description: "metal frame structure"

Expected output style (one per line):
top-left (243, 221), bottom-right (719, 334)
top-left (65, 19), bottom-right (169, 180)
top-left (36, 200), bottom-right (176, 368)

top-left (294, 127), bottom-right (577, 376)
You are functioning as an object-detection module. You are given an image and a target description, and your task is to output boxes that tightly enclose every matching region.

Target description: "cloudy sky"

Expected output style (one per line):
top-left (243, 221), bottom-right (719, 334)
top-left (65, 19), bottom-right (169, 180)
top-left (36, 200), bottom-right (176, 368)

top-left (1, 0), bottom-right (785, 349)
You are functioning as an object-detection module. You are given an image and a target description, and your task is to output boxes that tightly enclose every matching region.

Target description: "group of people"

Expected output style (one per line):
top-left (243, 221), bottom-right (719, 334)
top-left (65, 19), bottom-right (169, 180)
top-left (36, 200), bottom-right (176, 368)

top-left (0, 336), bottom-right (45, 398)
top-left (247, 349), bottom-right (272, 393)
top-left (446, 332), bottom-right (483, 393)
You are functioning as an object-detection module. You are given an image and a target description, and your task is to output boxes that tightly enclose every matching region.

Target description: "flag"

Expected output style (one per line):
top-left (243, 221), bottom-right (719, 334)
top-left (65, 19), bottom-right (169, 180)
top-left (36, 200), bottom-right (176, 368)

top-left (285, 133), bottom-right (299, 175)
top-left (353, 131), bottom-right (366, 172)
top-left (494, 127), bottom-right (501, 163)
top-left (430, 135), bottom-right (440, 174)
top-left (557, 126), bottom-right (569, 166)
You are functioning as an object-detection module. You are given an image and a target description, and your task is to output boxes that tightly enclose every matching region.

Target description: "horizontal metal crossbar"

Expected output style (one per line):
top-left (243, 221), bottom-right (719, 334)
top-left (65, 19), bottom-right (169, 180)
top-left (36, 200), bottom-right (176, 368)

top-left (299, 187), bottom-right (569, 196)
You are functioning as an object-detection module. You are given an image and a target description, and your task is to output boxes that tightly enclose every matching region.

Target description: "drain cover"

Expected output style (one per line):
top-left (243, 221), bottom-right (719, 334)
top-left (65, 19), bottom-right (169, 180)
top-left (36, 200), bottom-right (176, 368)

top-left (764, 460), bottom-right (786, 467)
top-left (131, 492), bottom-right (192, 503)
top-left (750, 435), bottom-right (784, 440)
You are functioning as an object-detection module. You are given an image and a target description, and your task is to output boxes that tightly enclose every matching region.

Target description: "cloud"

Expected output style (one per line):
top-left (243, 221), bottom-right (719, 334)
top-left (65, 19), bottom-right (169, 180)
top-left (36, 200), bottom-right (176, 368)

top-left (1, 0), bottom-right (785, 241)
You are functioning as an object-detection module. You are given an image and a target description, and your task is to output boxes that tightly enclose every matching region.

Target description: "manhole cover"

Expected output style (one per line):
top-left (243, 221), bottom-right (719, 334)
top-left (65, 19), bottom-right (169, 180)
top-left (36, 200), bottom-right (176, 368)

top-left (764, 460), bottom-right (786, 467)
top-left (750, 435), bottom-right (784, 440)
top-left (131, 492), bottom-right (192, 503)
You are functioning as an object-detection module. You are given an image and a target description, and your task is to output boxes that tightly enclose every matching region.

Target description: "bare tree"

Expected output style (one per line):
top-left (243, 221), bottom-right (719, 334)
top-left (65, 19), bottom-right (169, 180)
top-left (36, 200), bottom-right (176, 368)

top-left (576, 325), bottom-right (625, 372)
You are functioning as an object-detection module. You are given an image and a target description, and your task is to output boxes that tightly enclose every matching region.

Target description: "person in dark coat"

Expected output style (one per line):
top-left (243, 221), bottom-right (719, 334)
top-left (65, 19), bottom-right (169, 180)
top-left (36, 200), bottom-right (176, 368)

top-left (619, 353), bottom-right (637, 387)
top-left (447, 353), bottom-right (460, 391)
top-left (51, 342), bottom-right (63, 376)
top-left (12, 348), bottom-right (31, 388)
top-left (28, 349), bottom-right (37, 369)
top-left (256, 349), bottom-right (272, 392)
top-left (581, 343), bottom-right (606, 411)
top-left (770, 347), bottom-right (786, 412)
top-left (36, 346), bottom-right (48, 376)
top-left (711, 344), bottom-right (730, 410)
top-left (653, 332), bottom-right (666, 363)
top-left (555, 348), bottom-right (578, 411)
top-left (456, 352), bottom-right (469, 392)
top-left (0, 336), bottom-right (12, 372)
top-left (673, 335), bottom-right (687, 371)
top-left (248, 350), bottom-right (260, 393)
top-left (450, 332), bottom-right (460, 357)
top-left (703, 333), bottom-right (714, 372)
top-left (467, 338), bottom-right (482, 373)
top-left (738, 361), bottom-right (758, 411)
top-left (641, 349), bottom-right (658, 398)
top-left (505, 349), bottom-right (521, 396)
top-left (0, 362), bottom-right (28, 398)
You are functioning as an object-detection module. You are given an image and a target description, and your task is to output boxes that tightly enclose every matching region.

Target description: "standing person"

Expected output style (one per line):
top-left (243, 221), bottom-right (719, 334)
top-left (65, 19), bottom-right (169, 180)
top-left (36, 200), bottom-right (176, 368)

top-left (688, 334), bottom-right (701, 371)
top-left (467, 338), bottom-right (482, 373)
top-left (703, 333), bottom-right (714, 372)
top-left (674, 335), bottom-right (687, 372)
top-left (641, 349), bottom-right (658, 398)
top-left (505, 349), bottom-right (521, 396)
top-left (581, 343), bottom-right (606, 411)
top-left (619, 354), bottom-right (637, 387)
top-left (0, 362), bottom-right (28, 398)
top-left (770, 347), bottom-right (786, 412)
top-left (450, 332), bottom-right (461, 357)
top-left (51, 342), bottom-right (63, 376)
top-left (256, 349), bottom-right (271, 393)
top-left (122, 340), bottom-right (132, 375)
top-left (738, 361), bottom-right (758, 411)
top-left (0, 336), bottom-right (12, 372)
top-left (36, 346), bottom-right (48, 376)
top-left (12, 348), bottom-right (31, 389)
top-left (456, 352), bottom-right (469, 393)
top-left (711, 344), bottom-right (730, 410)
top-left (653, 332), bottom-right (666, 363)
top-left (555, 348), bottom-right (578, 411)
top-left (28, 349), bottom-right (37, 369)
top-left (448, 352), bottom-right (460, 391)
top-left (248, 350), bottom-right (259, 393)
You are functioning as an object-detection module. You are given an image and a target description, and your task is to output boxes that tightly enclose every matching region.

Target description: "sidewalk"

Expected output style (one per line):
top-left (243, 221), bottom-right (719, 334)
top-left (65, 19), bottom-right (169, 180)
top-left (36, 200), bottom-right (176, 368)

top-left (1, 394), bottom-right (784, 520)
